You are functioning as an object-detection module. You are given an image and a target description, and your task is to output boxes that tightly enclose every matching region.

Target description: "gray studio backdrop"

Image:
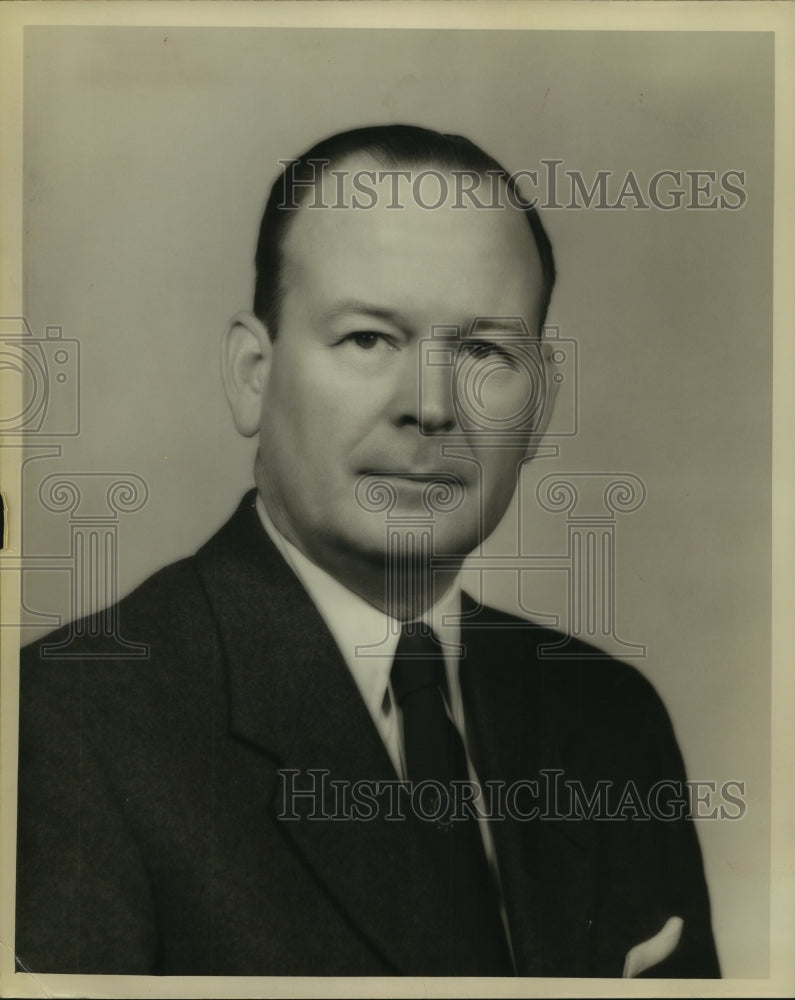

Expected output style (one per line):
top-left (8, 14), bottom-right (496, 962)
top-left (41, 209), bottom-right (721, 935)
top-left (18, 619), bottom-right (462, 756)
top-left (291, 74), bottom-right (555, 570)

top-left (18, 27), bottom-right (772, 978)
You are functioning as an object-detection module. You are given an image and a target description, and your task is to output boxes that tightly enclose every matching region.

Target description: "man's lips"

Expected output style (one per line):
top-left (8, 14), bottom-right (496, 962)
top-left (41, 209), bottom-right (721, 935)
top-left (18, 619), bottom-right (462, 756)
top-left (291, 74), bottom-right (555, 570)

top-left (358, 470), bottom-right (461, 481)
top-left (354, 470), bottom-right (469, 512)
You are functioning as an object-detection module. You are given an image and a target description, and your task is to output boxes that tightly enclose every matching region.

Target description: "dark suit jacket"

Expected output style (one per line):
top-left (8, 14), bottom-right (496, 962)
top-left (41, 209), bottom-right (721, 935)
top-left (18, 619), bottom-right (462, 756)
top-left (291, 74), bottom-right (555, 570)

top-left (15, 491), bottom-right (720, 977)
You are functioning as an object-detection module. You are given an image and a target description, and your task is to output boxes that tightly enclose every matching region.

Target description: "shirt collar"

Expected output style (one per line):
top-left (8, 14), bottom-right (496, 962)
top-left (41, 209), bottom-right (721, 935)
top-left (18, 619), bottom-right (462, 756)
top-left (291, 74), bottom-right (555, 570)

top-left (255, 494), bottom-right (461, 721)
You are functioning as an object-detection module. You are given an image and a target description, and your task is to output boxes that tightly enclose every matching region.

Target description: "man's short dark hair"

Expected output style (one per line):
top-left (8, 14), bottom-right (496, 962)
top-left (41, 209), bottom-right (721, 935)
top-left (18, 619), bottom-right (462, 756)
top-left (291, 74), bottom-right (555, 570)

top-left (253, 124), bottom-right (557, 337)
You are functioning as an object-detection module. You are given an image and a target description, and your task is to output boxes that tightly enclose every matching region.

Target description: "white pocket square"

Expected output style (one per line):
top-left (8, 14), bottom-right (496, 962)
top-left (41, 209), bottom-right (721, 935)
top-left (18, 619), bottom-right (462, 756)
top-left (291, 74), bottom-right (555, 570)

top-left (623, 916), bottom-right (684, 978)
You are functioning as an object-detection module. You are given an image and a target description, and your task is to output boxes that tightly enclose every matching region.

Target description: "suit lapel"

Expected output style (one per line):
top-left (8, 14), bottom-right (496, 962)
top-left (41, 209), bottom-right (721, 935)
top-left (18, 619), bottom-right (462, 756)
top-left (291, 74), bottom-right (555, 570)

top-left (459, 598), bottom-right (598, 977)
top-left (192, 493), bottom-right (463, 974)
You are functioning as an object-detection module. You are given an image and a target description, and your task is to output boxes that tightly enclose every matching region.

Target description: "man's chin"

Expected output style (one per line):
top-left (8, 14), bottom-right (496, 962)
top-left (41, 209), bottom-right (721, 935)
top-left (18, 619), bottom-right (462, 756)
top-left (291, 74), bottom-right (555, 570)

top-left (331, 520), bottom-right (480, 564)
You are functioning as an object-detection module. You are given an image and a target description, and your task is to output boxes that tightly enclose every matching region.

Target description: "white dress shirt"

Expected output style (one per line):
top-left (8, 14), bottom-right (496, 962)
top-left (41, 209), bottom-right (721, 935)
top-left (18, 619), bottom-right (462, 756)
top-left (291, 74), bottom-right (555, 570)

top-left (255, 495), bottom-right (514, 962)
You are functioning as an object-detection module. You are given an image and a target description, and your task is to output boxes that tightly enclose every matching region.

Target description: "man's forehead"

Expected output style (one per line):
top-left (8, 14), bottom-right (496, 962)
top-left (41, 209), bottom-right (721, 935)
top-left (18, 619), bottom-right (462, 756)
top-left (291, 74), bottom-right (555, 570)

top-left (281, 151), bottom-right (539, 266)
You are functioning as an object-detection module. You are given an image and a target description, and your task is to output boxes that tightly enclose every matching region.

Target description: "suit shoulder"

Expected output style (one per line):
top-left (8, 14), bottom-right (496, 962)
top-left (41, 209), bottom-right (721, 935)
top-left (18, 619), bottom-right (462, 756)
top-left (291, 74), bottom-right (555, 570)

top-left (533, 629), bottom-right (665, 708)
top-left (472, 601), bottom-right (672, 726)
top-left (20, 557), bottom-right (209, 666)
top-left (18, 553), bottom-right (217, 723)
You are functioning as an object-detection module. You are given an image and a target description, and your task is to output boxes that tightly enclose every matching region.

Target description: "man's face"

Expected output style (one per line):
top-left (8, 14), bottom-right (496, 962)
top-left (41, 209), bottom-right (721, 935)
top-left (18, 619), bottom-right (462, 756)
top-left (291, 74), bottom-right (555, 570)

top-left (255, 156), bottom-right (547, 577)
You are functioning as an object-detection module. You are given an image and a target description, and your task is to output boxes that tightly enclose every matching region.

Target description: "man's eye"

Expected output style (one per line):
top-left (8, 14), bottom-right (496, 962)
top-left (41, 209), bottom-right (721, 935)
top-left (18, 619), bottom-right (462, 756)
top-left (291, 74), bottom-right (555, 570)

top-left (463, 340), bottom-right (496, 359)
top-left (347, 331), bottom-right (384, 350)
top-left (462, 340), bottom-right (520, 370)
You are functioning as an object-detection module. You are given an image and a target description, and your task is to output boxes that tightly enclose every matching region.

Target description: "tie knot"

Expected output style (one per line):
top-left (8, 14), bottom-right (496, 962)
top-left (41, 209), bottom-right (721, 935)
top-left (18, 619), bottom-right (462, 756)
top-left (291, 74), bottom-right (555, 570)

top-left (390, 624), bottom-right (447, 706)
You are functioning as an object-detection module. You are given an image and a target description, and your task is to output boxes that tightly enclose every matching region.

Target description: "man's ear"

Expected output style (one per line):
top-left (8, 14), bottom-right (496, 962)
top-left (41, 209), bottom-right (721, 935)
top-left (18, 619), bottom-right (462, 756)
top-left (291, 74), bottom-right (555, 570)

top-left (524, 337), bottom-right (560, 460)
top-left (221, 311), bottom-right (273, 437)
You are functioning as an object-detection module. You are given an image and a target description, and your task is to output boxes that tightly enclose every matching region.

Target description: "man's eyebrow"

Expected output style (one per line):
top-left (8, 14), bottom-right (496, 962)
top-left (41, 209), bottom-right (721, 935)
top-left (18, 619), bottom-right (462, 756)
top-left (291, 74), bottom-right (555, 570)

top-left (321, 299), bottom-right (413, 333)
top-left (464, 317), bottom-right (532, 336)
top-left (321, 302), bottom-right (532, 338)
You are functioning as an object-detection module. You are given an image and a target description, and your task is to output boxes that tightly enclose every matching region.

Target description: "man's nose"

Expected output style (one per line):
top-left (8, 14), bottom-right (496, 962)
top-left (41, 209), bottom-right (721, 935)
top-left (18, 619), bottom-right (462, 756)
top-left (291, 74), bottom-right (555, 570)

top-left (390, 346), bottom-right (456, 434)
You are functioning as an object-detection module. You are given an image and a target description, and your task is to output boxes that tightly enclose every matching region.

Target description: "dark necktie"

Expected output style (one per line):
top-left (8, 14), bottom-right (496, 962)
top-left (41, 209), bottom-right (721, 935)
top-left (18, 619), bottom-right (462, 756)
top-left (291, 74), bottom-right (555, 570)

top-left (390, 623), bottom-right (513, 976)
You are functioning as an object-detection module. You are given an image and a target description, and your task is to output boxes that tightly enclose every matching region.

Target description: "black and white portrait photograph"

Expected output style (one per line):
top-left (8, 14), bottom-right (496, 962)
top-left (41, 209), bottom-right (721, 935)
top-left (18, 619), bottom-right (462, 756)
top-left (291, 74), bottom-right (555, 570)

top-left (1, 2), bottom-right (793, 997)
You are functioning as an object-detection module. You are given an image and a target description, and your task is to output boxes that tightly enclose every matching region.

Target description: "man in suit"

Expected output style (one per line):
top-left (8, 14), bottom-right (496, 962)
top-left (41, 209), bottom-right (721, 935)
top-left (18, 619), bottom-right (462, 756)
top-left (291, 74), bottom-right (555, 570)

top-left (15, 125), bottom-right (720, 978)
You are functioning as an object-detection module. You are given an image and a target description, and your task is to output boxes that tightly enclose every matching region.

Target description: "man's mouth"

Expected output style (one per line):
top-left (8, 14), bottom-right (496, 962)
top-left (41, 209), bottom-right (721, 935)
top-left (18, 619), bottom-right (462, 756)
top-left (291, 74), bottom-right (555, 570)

top-left (353, 470), bottom-right (469, 515)
top-left (359, 470), bottom-right (458, 482)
